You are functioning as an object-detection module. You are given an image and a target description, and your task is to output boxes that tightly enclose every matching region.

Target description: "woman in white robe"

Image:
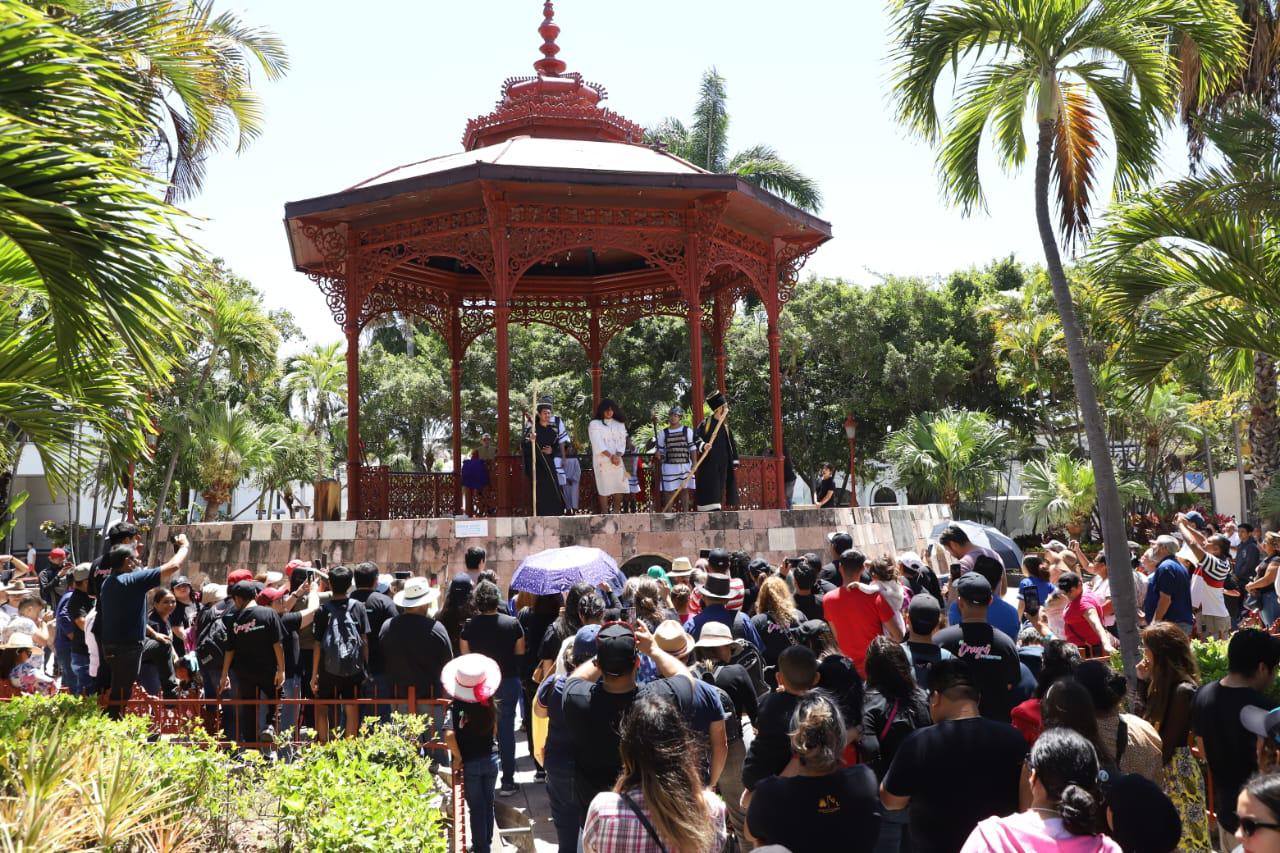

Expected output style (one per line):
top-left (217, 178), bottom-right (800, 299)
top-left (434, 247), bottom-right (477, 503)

top-left (588, 398), bottom-right (629, 513)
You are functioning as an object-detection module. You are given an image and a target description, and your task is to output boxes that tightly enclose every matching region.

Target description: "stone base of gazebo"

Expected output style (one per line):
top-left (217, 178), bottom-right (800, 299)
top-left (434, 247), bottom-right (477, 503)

top-left (155, 504), bottom-right (952, 589)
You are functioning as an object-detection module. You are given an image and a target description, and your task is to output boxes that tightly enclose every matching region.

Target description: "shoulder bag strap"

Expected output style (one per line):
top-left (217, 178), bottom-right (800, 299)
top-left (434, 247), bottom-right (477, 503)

top-left (1115, 716), bottom-right (1128, 764)
top-left (879, 699), bottom-right (902, 741)
top-left (619, 791), bottom-right (669, 853)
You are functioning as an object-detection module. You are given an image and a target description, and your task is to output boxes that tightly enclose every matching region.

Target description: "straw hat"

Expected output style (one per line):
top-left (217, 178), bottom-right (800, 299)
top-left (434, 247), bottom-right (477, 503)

top-left (654, 620), bottom-right (694, 657)
top-left (668, 557), bottom-right (694, 579)
top-left (2, 632), bottom-right (36, 650)
top-left (441, 654), bottom-right (501, 704)
top-left (394, 577), bottom-right (440, 610)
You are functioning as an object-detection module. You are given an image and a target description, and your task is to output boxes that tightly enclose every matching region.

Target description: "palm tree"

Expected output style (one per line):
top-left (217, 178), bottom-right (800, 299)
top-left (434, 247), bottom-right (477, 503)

top-left (646, 68), bottom-right (822, 212)
top-left (888, 0), bottom-right (1243, 680)
top-left (54, 0), bottom-right (289, 201)
top-left (883, 407), bottom-right (1015, 511)
top-left (283, 342), bottom-right (347, 478)
top-left (189, 402), bottom-right (277, 517)
top-left (1092, 102), bottom-right (1280, 492)
top-left (1023, 451), bottom-right (1150, 537)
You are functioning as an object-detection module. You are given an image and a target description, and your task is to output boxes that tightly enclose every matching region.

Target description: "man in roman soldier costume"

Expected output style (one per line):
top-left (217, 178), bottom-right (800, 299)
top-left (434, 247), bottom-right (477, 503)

top-left (523, 400), bottom-right (565, 517)
top-left (655, 406), bottom-right (696, 511)
top-left (694, 390), bottom-right (738, 512)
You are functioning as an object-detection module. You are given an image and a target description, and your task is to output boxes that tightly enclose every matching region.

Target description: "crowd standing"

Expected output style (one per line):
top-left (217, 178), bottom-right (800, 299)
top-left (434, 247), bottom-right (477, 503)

top-left (11, 518), bottom-right (1280, 852)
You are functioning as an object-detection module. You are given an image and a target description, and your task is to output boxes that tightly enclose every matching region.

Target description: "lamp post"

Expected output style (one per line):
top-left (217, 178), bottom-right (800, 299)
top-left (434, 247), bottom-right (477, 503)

top-left (843, 415), bottom-right (859, 508)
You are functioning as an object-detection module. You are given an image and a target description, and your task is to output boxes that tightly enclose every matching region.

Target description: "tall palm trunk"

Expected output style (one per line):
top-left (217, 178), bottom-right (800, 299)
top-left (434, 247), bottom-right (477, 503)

top-left (1035, 120), bottom-right (1140, 685)
top-left (148, 356), bottom-right (216, 555)
top-left (1251, 352), bottom-right (1280, 493)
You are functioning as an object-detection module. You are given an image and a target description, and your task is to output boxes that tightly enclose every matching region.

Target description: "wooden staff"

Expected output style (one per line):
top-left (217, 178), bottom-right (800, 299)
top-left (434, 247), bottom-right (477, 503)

top-left (526, 383), bottom-right (539, 517)
top-left (663, 407), bottom-right (727, 512)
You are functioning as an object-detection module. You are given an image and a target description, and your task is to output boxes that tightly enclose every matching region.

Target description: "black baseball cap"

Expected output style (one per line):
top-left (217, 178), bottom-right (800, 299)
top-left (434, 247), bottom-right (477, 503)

top-left (827, 531), bottom-right (853, 552)
top-left (746, 558), bottom-right (771, 578)
top-left (229, 581), bottom-right (258, 601)
top-left (707, 548), bottom-right (730, 571)
top-left (907, 593), bottom-right (942, 632)
top-left (596, 623), bottom-right (638, 676)
top-left (955, 572), bottom-right (993, 605)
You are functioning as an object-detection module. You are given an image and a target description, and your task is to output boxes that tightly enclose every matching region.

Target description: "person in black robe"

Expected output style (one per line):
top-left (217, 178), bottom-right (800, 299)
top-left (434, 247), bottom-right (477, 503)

top-left (694, 390), bottom-right (738, 511)
top-left (524, 403), bottom-right (566, 517)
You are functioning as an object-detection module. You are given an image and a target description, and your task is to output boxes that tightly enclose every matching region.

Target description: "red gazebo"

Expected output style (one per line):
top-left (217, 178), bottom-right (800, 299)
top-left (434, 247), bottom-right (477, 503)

top-left (283, 3), bottom-right (831, 520)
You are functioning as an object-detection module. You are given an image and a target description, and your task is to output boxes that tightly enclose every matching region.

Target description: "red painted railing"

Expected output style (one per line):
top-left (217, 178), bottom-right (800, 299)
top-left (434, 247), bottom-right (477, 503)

top-left (356, 454), bottom-right (783, 518)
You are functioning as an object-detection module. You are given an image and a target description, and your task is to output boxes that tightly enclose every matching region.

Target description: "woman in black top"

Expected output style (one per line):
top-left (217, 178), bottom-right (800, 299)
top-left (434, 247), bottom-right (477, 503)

top-left (750, 576), bottom-right (803, 666)
top-left (517, 593), bottom-right (560, 780)
top-left (861, 636), bottom-right (930, 853)
top-left (747, 691), bottom-right (882, 851)
top-left (435, 576), bottom-right (474, 657)
top-left (534, 581), bottom-right (594, 682)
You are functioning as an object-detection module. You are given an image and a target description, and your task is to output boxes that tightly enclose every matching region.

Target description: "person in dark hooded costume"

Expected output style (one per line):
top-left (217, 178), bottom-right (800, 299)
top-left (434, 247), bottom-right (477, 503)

top-left (693, 390), bottom-right (738, 512)
top-left (523, 401), bottom-right (565, 517)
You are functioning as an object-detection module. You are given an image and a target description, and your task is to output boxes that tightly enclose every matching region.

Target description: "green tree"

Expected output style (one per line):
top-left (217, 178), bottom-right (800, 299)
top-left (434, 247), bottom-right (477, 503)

top-left (53, 0), bottom-right (289, 201)
top-left (889, 0), bottom-right (1243, 681)
top-left (646, 68), bottom-right (822, 212)
top-left (284, 342), bottom-right (347, 478)
top-left (1022, 451), bottom-right (1149, 537)
top-left (883, 407), bottom-right (1015, 511)
top-left (189, 402), bottom-right (279, 518)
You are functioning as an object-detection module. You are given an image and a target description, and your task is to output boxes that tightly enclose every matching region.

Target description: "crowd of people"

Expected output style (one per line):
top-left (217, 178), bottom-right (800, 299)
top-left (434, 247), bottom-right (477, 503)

top-left (7, 517), bottom-right (1280, 852)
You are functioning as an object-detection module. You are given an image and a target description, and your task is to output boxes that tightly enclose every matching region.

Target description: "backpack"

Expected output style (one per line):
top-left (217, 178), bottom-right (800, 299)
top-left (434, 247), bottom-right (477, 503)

top-left (729, 643), bottom-right (769, 700)
top-left (320, 600), bottom-right (364, 677)
top-left (196, 603), bottom-right (231, 668)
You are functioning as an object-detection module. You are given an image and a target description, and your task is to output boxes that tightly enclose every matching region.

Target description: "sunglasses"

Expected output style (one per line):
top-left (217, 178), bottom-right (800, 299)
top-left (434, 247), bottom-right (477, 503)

top-left (1239, 817), bottom-right (1280, 837)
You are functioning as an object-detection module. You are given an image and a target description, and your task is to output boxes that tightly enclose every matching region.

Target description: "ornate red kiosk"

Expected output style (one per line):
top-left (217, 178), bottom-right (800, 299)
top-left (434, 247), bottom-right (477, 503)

top-left (284, 3), bottom-right (831, 520)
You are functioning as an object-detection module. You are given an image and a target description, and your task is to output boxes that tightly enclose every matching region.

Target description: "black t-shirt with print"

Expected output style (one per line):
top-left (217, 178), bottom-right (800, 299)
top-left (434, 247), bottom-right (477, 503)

top-left (882, 716), bottom-right (1028, 853)
top-left (228, 604), bottom-right (284, 677)
top-left (66, 589), bottom-right (94, 656)
top-left (748, 765), bottom-right (882, 851)
top-left (445, 700), bottom-right (498, 762)
top-left (932, 622), bottom-right (1021, 722)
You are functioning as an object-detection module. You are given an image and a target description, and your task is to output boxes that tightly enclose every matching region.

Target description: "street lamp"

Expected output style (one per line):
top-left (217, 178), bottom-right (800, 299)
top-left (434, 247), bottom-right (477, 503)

top-left (843, 415), bottom-right (859, 508)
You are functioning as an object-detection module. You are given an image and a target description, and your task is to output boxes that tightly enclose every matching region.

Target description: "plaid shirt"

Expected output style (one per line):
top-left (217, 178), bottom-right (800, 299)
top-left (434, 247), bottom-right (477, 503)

top-left (583, 788), bottom-right (726, 853)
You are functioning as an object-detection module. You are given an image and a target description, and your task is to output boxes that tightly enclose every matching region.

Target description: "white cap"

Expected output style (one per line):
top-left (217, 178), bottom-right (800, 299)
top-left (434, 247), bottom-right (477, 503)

top-left (1242, 705), bottom-right (1280, 745)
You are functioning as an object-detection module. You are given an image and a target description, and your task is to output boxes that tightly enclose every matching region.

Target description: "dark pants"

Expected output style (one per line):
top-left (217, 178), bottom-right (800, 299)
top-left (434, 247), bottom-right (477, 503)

top-left (142, 638), bottom-right (178, 698)
top-left (235, 671), bottom-right (279, 745)
top-left (546, 765), bottom-right (578, 852)
top-left (101, 641), bottom-right (144, 718)
top-left (202, 664), bottom-right (238, 741)
top-left (495, 676), bottom-right (521, 784)
top-left (463, 753), bottom-right (499, 853)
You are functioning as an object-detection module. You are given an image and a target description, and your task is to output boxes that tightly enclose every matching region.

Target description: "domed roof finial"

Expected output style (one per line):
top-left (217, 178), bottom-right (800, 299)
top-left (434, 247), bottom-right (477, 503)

top-left (533, 1), bottom-right (567, 77)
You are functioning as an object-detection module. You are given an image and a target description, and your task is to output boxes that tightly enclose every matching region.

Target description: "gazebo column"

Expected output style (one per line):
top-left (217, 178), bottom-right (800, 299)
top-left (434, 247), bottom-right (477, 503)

top-left (344, 241), bottom-right (362, 519)
top-left (712, 294), bottom-right (727, 396)
top-left (450, 307), bottom-right (463, 511)
top-left (495, 304), bottom-right (512, 516)
top-left (589, 308), bottom-right (602, 410)
top-left (688, 306), bottom-right (705, 425)
top-left (767, 256), bottom-right (785, 508)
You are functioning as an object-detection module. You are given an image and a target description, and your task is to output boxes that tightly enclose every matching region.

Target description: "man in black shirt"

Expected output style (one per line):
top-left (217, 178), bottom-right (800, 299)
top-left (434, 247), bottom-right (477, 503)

top-left (932, 573), bottom-right (1020, 722)
top-left (89, 521), bottom-right (141, 598)
top-left (881, 659), bottom-right (1027, 853)
top-left (461, 579), bottom-right (525, 795)
top-left (311, 564), bottom-right (371, 742)
top-left (822, 532), bottom-right (853, 587)
top-left (350, 561), bottom-right (399, 722)
top-left (1193, 629), bottom-right (1280, 846)
top-left (382, 577), bottom-right (452, 703)
top-left (902, 594), bottom-right (950, 688)
top-left (262, 579), bottom-right (321, 737)
top-left (219, 581), bottom-right (285, 745)
top-left (792, 560), bottom-right (834, 622)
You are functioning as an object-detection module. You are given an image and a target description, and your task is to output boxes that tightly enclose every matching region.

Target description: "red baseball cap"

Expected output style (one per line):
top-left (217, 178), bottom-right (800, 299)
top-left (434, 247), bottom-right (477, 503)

top-left (49, 548), bottom-right (66, 561)
top-left (284, 559), bottom-right (312, 578)
top-left (226, 569), bottom-right (254, 585)
top-left (256, 587), bottom-right (286, 606)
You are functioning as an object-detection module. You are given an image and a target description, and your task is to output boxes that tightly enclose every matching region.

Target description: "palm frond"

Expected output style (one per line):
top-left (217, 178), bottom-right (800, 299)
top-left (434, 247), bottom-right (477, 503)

top-left (689, 67), bottom-right (729, 172)
top-left (727, 144), bottom-right (823, 212)
top-left (1052, 80), bottom-right (1102, 246)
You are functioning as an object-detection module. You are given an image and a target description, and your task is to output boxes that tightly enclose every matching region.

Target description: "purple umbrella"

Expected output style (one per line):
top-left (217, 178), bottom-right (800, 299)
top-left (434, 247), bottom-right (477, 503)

top-left (509, 546), bottom-right (620, 595)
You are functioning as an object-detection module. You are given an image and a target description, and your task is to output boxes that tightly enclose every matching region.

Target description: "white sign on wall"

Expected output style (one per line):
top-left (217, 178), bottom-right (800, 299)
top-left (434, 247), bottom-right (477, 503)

top-left (455, 519), bottom-right (489, 538)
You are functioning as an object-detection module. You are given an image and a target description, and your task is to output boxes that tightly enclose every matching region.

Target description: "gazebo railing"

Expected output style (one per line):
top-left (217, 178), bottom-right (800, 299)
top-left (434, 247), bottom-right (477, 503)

top-left (354, 455), bottom-right (783, 519)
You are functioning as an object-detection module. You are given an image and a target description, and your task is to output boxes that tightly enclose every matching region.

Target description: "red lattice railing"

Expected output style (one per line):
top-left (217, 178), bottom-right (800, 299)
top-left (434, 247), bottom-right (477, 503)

top-left (356, 455), bottom-right (782, 519)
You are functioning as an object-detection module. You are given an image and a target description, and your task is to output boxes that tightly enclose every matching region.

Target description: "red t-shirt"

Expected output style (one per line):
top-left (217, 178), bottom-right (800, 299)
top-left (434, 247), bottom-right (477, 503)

top-left (822, 585), bottom-right (894, 674)
top-left (1063, 589), bottom-right (1104, 646)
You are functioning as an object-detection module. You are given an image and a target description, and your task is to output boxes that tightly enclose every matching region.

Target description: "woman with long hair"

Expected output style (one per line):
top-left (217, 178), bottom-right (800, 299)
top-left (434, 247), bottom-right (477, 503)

top-left (518, 592), bottom-right (562, 782)
top-left (1138, 622), bottom-right (1209, 852)
top-left (435, 575), bottom-right (474, 657)
top-left (962, 728), bottom-right (1120, 852)
top-left (583, 693), bottom-right (726, 853)
top-left (1020, 679), bottom-right (1114, 811)
top-left (1248, 532), bottom-right (1280, 628)
top-left (861, 636), bottom-right (930, 853)
top-left (1074, 661), bottom-right (1164, 786)
top-left (1011, 639), bottom-right (1081, 745)
top-left (747, 690), bottom-right (882, 850)
top-left (533, 581), bottom-right (593, 682)
top-left (588, 397), bottom-right (629, 514)
top-left (751, 575), bottom-right (803, 665)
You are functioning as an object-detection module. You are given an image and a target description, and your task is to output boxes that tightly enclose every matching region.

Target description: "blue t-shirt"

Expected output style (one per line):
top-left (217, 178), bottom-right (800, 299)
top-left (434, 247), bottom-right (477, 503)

top-left (1144, 558), bottom-right (1193, 625)
top-left (948, 597), bottom-right (1020, 639)
top-left (536, 674), bottom-right (573, 772)
top-left (1017, 577), bottom-right (1054, 610)
top-left (53, 589), bottom-right (74, 653)
top-left (97, 568), bottom-right (162, 643)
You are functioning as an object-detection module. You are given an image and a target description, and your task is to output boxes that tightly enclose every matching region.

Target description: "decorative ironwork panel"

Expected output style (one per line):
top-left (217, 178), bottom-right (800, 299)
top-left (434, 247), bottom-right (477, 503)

top-left (505, 204), bottom-right (688, 284)
top-left (300, 221), bottom-right (349, 328)
top-left (733, 457), bottom-right (784, 510)
top-left (707, 226), bottom-right (769, 299)
top-left (776, 238), bottom-right (822, 306)
top-left (509, 295), bottom-right (594, 349)
top-left (384, 471), bottom-right (460, 519)
top-left (358, 278), bottom-right (454, 341)
top-left (597, 290), bottom-right (688, 350)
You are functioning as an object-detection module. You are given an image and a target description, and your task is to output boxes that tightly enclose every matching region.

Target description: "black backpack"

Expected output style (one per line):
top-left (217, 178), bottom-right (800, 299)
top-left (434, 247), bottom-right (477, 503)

top-left (196, 603), bottom-right (231, 668)
top-left (320, 600), bottom-right (364, 678)
top-left (729, 643), bottom-right (769, 700)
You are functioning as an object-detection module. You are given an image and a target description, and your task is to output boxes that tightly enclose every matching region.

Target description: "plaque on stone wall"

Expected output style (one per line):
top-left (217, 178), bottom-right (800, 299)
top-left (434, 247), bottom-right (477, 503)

top-left (455, 519), bottom-right (489, 538)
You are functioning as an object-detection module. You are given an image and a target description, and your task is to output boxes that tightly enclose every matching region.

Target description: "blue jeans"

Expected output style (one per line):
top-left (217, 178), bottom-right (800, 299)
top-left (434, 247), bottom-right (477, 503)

top-left (69, 652), bottom-right (92, 697)
top-left (202, 666), bottom-right (238, 741)
top-left (1262, 590), bottom-right (1279, 627)
top-left (546, 765), bottom-right (578, 852)
top-left (278, 675), bottom-right (301, 735)
top-left (463, 753), bottom-right (499, 853)
top-left (495, 676), bottom-right (521, 784)
top-left (874, 806), bottom-right (911, 853)
top-left (55, 645), bottom-right (77, 695)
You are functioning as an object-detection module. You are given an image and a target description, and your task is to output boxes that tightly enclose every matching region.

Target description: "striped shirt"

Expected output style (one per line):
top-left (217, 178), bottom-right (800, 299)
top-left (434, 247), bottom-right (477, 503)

top-left (1198, 553), bottom-right (1230, 589)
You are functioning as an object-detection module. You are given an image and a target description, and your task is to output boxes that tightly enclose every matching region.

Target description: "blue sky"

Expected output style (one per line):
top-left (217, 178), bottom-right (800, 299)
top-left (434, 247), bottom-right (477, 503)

top-left (189, 0), bottom-right (1190, 348)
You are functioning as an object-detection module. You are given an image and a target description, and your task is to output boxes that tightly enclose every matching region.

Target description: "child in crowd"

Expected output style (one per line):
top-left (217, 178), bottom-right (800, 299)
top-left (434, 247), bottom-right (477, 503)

top-left (3, 633), bottom-right (56, 696)
top-left (867, 558), bottom-right (907, 636)
top-left (741, 645), bottom-right (819, 805)
top-left (1044, 590), bottom-right (1069, 639)
top-left (442, 653), bottom-right (502, 853)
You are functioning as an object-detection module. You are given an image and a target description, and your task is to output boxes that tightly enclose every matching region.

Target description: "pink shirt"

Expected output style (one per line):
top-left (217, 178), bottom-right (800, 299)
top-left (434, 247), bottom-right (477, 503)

top-left (1063, 590), bottom-right (1105, 647)
top-left (961, 812), bottom-right (1122, 853)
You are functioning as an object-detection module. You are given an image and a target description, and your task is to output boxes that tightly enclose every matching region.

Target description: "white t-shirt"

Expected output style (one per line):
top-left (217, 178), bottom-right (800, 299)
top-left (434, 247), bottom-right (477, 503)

top-left (1192, 572), bottom-right (1230, 618)
top-left (1088, 575), bottom-right (1114, 627)
top-left (25, 547), bottom-right (35, 566)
